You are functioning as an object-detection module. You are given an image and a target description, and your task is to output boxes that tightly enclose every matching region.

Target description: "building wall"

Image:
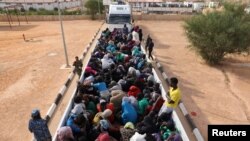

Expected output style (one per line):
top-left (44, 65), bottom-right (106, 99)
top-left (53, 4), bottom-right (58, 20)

top-left (0, 14), bottom-right (191, 21)
top-left (0, 1), bottom-right (81, 10)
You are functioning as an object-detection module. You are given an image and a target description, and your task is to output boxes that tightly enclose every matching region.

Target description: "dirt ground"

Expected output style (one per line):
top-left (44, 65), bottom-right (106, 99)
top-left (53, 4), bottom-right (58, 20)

top-left (1, 20), bottom-right (250, 141)
top-left (139, 21), bottom-right (250, 140)
top-left (0, 20), bottom-right (102, 141)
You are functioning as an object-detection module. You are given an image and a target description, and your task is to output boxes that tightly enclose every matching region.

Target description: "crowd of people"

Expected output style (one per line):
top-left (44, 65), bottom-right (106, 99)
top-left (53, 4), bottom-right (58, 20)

top-left (29, 24), bottom-right (182, 141)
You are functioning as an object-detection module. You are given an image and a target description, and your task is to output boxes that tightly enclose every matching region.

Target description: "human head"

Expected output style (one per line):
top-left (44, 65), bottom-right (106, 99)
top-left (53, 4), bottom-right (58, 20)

top-left (170, 77), bottom-right (178, 88)
top-left (82, 94), bottom-right (89, 100)
top-left (100, 119), bottom-right (109, 131)
top-left (137, 93), bottom-right (143, 101)
top-left (75, 56), bottom-right (79, 61)
top-left (31, 109), bottom-right (41, 120)
top-left (101, 109), bottom-right (112, 119)
top-left (57, 126), bottom-right (74, 141)
top-left (74, 114), bottom-right (86, 125)
top-left (124, 122), bottom-right (135, 129)
top-left (74, 96), bottom-right (82, 104)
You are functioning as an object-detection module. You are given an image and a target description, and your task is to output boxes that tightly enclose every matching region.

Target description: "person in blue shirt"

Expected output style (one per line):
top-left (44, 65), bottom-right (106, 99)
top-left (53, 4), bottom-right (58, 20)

top-left (28, 109), bottom-right (52, 141)
top-left (66, 114), bottom-right (87, 140)
top-left (93, 77), bottom-right (110, 100)
top-left (121, 98), bottom-right (138, 124)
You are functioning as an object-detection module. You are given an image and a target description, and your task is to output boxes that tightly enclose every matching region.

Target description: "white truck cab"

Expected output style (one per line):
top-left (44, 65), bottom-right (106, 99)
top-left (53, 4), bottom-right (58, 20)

top-left (106, 4), bottom-right (132, 32)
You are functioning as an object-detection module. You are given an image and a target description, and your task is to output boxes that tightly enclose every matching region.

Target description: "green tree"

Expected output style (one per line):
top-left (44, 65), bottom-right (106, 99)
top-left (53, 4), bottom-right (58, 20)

top-left (85, 0), bottom-right (104, 20)
top-left (184, 2), bottom-right (250, 64)
top-left (29, 7), bottom-right (37, 12)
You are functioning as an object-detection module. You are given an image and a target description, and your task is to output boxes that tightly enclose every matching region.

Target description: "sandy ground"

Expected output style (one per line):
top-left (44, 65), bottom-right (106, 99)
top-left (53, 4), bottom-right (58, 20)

top-left (1, 20), bottom-right (250, 141)
top-left (139, 21), bottom-right (250, 140)
top-left (0, 20), bottom-right (102, 141)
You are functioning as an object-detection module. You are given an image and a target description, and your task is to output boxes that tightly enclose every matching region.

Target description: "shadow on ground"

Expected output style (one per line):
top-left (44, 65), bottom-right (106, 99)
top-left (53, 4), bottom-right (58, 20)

top-left (0, 24), bottom-right (37, 31)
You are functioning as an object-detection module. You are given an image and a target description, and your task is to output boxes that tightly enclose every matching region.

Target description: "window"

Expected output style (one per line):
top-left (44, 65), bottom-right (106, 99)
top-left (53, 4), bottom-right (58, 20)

top-left (108, 14), bottom-right (131, 24)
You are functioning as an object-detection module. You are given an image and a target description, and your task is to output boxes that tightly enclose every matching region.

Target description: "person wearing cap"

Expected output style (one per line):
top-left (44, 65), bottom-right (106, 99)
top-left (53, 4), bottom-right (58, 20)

top-left (120, 122), bottom-right (136, 141)
top-left (28, 109), bottom-right (52, 141)
top-left (158, 77), bottom-right (181, 116)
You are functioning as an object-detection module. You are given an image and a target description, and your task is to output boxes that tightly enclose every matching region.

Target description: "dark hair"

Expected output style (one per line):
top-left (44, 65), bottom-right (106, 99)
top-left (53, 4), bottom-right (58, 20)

top-left (32, 112), bottom-right (42, 120)
top-left (144, 93), bottom-right (151, 99)
top-left (100, 102), bottom-right (106, 112)
top-left (170, 77), bottom-right (178, 85)
top-left (74, 96), bottom-right (82, 104)
top-left (159, 112), bottom-right (172, 123)
top-left (137, 93), bottom-right (144, 101)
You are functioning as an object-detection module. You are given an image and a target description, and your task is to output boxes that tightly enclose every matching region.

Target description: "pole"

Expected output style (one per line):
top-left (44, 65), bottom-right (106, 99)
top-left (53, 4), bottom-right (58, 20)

top-left (24, 13), bottom-right (28, 24)
top-left (57, 0), bottom-right (70, 67)
top-left (15, 9), bottom-right (20, 26)
top-left (5, 9), bottom-right (12, 29)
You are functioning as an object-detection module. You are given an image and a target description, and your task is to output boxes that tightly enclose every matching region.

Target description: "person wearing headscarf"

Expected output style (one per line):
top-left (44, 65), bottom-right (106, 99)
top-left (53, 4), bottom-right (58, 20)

top-left (136, 113), bottom-right (157, 135)
top-left (130, 132), bottom-right (146, 141)
top-left (127, 85), bottom-right (141, 98)
top-left (66, 114), bottom-right (87, 139)
top-left (101, 54), bottom-right (114, 70)
top-left (120, 122), bottom-right (136, 141)
top-left (95, 120), bottom-right (118, 141)
top-left (137, 93), bottom-right (150, 116)
top-left (92, 77), bottom-right (110, 100)
top-left (71, 96), bottom-right (86, 117)
top-left (56, 126), bottom-right (74, 141)
top-left (121, 98), bottom-right (137, 124)
top-left (160, 120), bottom-right (177, 141)
top-left (96, 119), bottom-right (110, 141)
top-left (110, 90), bottom-right (126, 112)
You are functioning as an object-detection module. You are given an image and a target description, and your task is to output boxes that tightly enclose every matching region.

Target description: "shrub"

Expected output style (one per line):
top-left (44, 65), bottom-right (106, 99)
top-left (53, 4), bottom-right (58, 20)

top-left (85, 0), bottom-right (104, 20)
top-left (29, 7), bottom-right (36, 12)
top-left (54, 7), bottom-right (58, 11)
top-left (184, 2), bottom-right (250, 64)
top-left (20, 8), bottom-right (26, 12)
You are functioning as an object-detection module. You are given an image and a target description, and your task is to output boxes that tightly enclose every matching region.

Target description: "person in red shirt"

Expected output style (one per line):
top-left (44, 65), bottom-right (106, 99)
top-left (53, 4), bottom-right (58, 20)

top-left (96, 99), bottom-right (115, 123)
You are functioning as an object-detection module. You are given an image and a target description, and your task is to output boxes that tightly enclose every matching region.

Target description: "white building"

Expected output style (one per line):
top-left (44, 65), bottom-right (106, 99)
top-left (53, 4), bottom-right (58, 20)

top-left (127, 0), bottom-right (203, 13)
top-left (0, 0), bottom-right (82, 11)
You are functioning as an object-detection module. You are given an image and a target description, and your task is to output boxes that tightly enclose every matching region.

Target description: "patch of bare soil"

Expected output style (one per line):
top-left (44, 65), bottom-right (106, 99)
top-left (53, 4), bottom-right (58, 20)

top-left (138, 21), bottom-right (250, 140)
top-left (0, 20), bottom-right (102, 141)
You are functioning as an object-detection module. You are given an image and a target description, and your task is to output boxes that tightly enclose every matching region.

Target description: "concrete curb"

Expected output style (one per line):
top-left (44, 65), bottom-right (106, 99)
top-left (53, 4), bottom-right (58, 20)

top-left (44, 69), bottom-right (75, 122)
top-left (154, 59), bottom-right (204, 141)
top-left (144, 40), bottom-right (204, 141)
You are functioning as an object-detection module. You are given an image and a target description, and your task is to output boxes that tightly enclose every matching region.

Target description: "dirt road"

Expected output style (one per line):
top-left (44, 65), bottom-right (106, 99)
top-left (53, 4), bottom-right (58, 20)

top-left (139, 21), bottom-right (250, 140)
top-left (0, 20), bottom-right (102, 141)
